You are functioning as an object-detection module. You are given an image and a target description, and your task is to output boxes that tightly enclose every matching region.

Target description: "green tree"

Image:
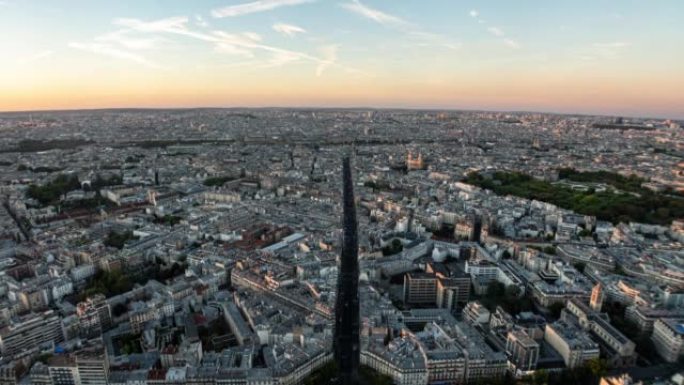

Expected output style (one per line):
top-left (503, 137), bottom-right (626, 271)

top-left (486, 281), bottom-right (506, 298)
top-left (579, 229), bottom-right (592, 237)
top-left (104, 230), bottom-right (137, 249)
top-left (463, 171), bottom-right (684, 225)
top-left (302, 361), bottom-right (337, 385)
top-left (27, 174), bottom-right (81, 205)
top-left (155, 214), bottom-right (182, 226)
top-left (112, 303), bottom-right (128, 317)
top-left (586, 358), bottom-right (608, 378)
top-left (80, 270), bottom-right (134, 300)
top-left (548, 302), bottom-right (565, 319)
top-left (543, 246), bottom-right (557, 255)
top-left (382, 239), bottom-right (403, 256)
top-left (533, 369), bottom-right (549, 385)
top-left (204, 175), bottom-right (236, 187)
top-left (505, 284), bottom-right (521, 298)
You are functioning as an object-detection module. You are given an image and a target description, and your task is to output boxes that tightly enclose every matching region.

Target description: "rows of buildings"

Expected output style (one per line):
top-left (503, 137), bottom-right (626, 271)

top-left (0, 109), bottom-right (682, 385)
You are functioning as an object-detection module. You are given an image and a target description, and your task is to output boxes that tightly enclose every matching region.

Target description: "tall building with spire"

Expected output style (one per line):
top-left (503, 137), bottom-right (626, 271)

top-left (334, 157), bottom-right (360, 385)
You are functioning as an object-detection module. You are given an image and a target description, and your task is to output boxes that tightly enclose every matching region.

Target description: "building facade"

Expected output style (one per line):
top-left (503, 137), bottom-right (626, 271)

top-left (544, 321), bottom-right (600, 368)
top-left (505, 330), bottom-right (540, 371)
top-left (651, 318), bottom-right (684, 363)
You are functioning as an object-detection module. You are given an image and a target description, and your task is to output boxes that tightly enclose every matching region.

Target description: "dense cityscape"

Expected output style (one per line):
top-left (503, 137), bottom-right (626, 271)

top-left (0, 109), bottom-right (682, 385)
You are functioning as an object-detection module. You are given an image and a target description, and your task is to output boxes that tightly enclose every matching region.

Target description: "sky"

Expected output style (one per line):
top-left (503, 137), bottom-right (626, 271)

top-left (1, 0), bottom-right (683, 118)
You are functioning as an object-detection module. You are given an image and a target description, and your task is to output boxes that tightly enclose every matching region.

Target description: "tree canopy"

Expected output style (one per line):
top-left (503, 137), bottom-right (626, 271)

top-left (27, 174), bottom-right (80, 205)
top-left (464, 171), bottom-right (684, 225)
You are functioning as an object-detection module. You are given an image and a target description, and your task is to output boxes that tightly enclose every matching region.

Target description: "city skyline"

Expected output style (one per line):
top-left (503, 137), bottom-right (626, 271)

top-left (1, 107), bottom-right (683, 384)
top-left (2, 0), bottom-right (683, 118)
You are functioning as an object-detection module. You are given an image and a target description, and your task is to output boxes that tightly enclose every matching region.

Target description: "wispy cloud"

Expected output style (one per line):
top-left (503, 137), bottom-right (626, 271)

top-left (22, 50), bottom-right (54, 63)
top-left (114, 17), bottom-right (190, 35)
top-left (261, 50), bottom-right (302, 68)
top-left (114, 17), bottom-right (262, 55)
top-left (315, 45), bottom-right (337, 76)
top-left (586, 41), bottom-right (631, 60)
top-left (409, 31), bottom-right (461, 50)
top-left (340, 0), bottom-right (459, 50)
top-left (469, 9), bottom-right (485, 24)
top-left (95, 30), bottom-right (164, 50)
top-left (69, 20), bottom-right (169, 68)
top-left (213, 35), bottom-right (258, 58)
top-left (111, 16), bottom-right (358, 76)
top-left (195, 15), bottom-right (209, 28)
top-left (566, 41), bottom-right (631, 65)
top-left (212, 31), bottom-right (266, 58)
top-left (487, 27), bottom-right (504, 37)
top-left (503, 38), bottom-right (520, 49)
top-left (340, 0), bottom-right (408, 27)
top-left (114, 17), bottom-right (235, 48)
top-left (272, 23), bottom-right (306, 37)
top-left (69, 42), bottom-right (159, 68)
top-left (470, 10), bottom-right (521, 49)
top-left (212, 0), bottom-right (314, 18)
top-left (593, 42), bottom-right (631, 48)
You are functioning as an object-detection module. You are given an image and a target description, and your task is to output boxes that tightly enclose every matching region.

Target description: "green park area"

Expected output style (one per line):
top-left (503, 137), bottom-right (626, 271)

top-left (27, 174), bottom-right (81, 205)
top-left (27, 173), bottom-right (121, 206)
top-left (463, 170), bottom-right (684, 225)
top-left (203, 175), bottom-right (237, 187)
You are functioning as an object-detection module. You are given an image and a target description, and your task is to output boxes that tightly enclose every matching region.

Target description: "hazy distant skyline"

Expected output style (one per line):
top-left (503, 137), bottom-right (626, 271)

top-left (1, 0), bottom-right (683, 118)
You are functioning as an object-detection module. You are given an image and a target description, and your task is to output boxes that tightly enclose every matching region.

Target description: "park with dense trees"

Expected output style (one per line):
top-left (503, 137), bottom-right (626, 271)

top-left (463, 170), bottom-right (684, 225)
top-left (27, 173), bottom-right (122, 207)
top-left (27, 174), bottom-right (81, 205)
top-left (203, 175), bottom-right (237, 187)
top-left (104, 230), bottom-right (138, 249)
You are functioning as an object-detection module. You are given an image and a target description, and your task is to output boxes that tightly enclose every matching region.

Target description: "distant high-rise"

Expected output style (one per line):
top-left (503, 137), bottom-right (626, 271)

top-left (334, 157), bottom-right (360, 385)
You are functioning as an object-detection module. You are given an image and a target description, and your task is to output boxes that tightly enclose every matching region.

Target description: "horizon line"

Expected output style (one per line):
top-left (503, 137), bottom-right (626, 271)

top-left (0, 105), bottom-right (681, 122)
